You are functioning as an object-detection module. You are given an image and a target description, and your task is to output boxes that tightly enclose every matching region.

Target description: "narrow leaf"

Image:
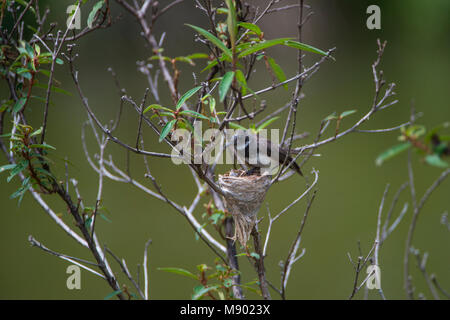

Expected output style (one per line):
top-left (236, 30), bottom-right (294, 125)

top-left (186, 53), bottom-right (209, 60)
top-left (234, 69), bottom-right (248, 95)
top-left (30, 127), bottom-right (43, 137)
top-left (179, 110), bottom-right (210, 121)
top-left (267, 57), bottom-right (288, 90)
top-left (225, 0), bottom-right (237, 45)
top-left (157, 267), bottom-right (198, 280)
top-left (13, 97), bottom-right (27, 113)
top-left (228, 122), bottom-right (247, 130)
top-left (340, 110), bottom-right (357, 118)
top-left (238, 22), bottom-right (261, 36)
top-left (219, 71), bottom-right (235, 102)
top-left (238, 38), bottom-right (292, 58)
top-left (283, 40), bottom-right (328, 56)
top-left (324, 112), bottom-right (338, 121)
top-left (29, 143), bottom-right (56, 150)
top-left (425, 154), bottom-right (449, 168)
top-left (209, 97), bottom-right (216, 114)
top-left (159, 119), bottom-right (177, 142)
top-left (192, 285), bottom-right (218, 300)
top-left (375, 142), bottom-right (411, 166)
top-left (176, 86), bottom-right (202, 110)
top-left (104, 289), bottom-right (123, 300)
top-left (0, 164), bottom-right (16, 174)
top-left (7, 160), bottom-right (28, 183)
top-left (186, 24), bottom-right (232, 59)
top-left (257, 116), bottom-right (280, 132)
top-left (87, 1), bottom-right (104, 28)
top-left (143, 104), bottom-right (173, 114)
top-left (250, 252), bottom-right (260, 259)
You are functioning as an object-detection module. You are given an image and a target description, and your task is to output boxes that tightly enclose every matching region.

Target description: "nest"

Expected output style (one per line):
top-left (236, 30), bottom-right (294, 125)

top-left (218, 169), bottom-right (271, 246)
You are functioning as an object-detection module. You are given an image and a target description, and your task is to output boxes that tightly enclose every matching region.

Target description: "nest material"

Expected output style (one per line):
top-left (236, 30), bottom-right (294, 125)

top-left (218, 169), bottom-right (271, 246)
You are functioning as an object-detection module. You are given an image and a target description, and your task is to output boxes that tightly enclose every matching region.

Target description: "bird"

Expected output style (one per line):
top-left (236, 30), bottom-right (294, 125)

top-left (229, 130), bottom-right (303, 176)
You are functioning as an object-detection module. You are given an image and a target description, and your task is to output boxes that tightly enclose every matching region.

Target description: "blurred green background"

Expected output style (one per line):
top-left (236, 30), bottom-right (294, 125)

top-left (1, 0), bottom-right (449, 299)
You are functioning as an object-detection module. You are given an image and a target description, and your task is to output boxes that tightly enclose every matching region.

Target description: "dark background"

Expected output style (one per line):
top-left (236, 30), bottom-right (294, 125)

top-left (1, 0), bottom-right (449, 299)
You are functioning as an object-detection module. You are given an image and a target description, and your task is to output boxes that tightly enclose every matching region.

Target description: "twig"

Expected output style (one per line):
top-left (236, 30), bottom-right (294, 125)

top-left (28, 235), bottom-right (105, 279)
top-left (281, 189), bottom-right (316, 299)
top-left (143, 239), bottom-right (152, 300)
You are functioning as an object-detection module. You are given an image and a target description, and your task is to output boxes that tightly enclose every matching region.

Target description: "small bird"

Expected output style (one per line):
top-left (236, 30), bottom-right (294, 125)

top-left (230, 130), bottom-right (303, 176)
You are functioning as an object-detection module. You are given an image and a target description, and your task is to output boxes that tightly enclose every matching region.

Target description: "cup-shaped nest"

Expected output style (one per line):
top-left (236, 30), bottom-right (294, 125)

top-left (218, 169), bottom-right (271, 246)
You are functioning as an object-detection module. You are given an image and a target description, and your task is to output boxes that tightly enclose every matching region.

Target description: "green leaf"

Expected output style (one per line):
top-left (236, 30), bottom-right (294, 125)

top-left (375, 142), bottom-right (412, 166)
top-left (239, 284), bottom-right (261, 295)
top-left (0, 164), bottom-right (16, 174)
top-left (209, 96), bottom-right (216, 114)
top-left (177, 118), bottom-right (195, 132)
top-left (30, 127), bottom-right (43, 137)
top-left (84, 216), bottom-right (92, 229)
top-left (238, 38), bottom-right (292, 58)
top-left (235, 69), bottom-right (248, 95)
top-left (176, 86), bottom-right (202, 110)
top-left (283, 40), bottom-right (328, 57)
top-left (228, 122), bottom-right (247, 130)
top-left (219, 71), bottom-right (235, 102)
top-left (209, 213), bottom-right (223, 225)
top-left (192, 285), bottom-right (218, 300)
top-left (24, 41), bottom-right (35, 58)
top-left (13, 97), bottom-right (27, 113)
top-left (225, 0), bottom-right (237, 45)
top-left (29, 143), bottom-right (56, 150)
top-left (99, 213), bottom-right (112, 223)
top-left (340, 110), bottom-right (357, 118)
top-left (179, 110), bottom-right (210, 121)
top-left (425, 154), bottom-right (449, 168)
top-left (7, 160), bottom-right (28, 183)
top-left (34, 167), bottom-right (54, 179)
top-left (35, 83), bottom-right (72, 96)
top-left (186, 24), bottom-right (232, 60)
top-left (216, 264), bottom-right (227, 272)
top-left (174, 56), bottom-right (195, 65)
top-left (10, 182), bottom-right (30, 203)
top-left (157, 267), bottom-right (198, 280)
top-left (185, 53), bottom-right (210, 60)
top-left (55, 58), bottom-right (64, 65)
top-left (149, 55), bottom-right (171, 62)
top-left (104, 289), bottom-right (123, 300)
top-left (404, 125), bottom-right (426, 139)
top-left (257, 116), bottom-right (280, 132)
top-left (15, 0), bottom-right (36, 15)
top-left (87, 1), bottom-right (104, 28)
top-left (324, 112), bottom-right (337, 121)
top-left (159, 119), bottom-right (177, 142)
top-left (34, 44), bottom-right (40, 56)
top-left (238, 22), bottom-right (262, 36)
top-left (16, 67), bottom-right (30, 74)
top-left (143, 104), bottom-right (173, 114)
top-left (201, 59), bottom-right (219, 73)
top-left (250, 252), bottom-right (260, 259)
top-left (267, 57), bottom-right (288, 90)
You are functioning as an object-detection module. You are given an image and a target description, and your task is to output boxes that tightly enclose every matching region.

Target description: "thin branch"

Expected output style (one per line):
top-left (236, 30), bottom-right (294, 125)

top-left (404, 167), bottom-right (450, 299)
top-left (143, 239), bottom-right (152, 300)
top-left (28, 235), bottom-right (105, 279)
top-left (105, 246), bottom-right (146, 299)
top-left (281, 189), bottom-right (316, 299)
